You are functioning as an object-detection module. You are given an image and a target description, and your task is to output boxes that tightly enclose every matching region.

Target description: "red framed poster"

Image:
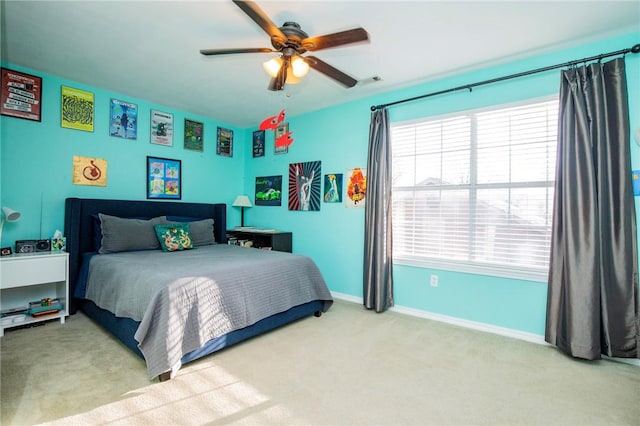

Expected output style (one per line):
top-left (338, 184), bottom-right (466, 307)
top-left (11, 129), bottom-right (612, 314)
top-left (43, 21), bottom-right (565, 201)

top-left (1, 67), bottom-right (42, 122)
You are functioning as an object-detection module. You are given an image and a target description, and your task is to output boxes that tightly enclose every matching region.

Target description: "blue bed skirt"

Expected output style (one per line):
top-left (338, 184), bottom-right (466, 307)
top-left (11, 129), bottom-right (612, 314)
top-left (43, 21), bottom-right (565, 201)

top-left (79, 299), bottom-right (325, 366)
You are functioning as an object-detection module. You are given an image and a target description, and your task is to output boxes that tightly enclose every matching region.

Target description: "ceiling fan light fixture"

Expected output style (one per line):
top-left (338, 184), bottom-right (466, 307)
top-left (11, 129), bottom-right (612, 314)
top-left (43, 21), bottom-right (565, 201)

top-left (291, 56), bottom-right (310, 78)
top-left (263, 57), bottom-right (283, 78)
top-left (285, 70), bottom-right (301, 84)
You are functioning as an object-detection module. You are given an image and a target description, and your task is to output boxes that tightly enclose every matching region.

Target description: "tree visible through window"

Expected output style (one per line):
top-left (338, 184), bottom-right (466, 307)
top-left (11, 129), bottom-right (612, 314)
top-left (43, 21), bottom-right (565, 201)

top-left (391, 98), bottom-right (558, 279)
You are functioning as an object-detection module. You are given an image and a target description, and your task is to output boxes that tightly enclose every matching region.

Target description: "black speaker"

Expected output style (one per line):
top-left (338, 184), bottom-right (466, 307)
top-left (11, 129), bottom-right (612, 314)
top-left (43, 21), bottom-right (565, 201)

top-left (15, 240), bottom-right (37, 253)
top-left (36, 239), bottom-right (51, 252)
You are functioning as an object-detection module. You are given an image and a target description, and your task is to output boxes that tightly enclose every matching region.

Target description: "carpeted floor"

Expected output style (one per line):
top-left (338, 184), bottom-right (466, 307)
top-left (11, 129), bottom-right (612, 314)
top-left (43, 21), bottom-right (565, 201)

top-left (1, 299), bottom-right (638, 425)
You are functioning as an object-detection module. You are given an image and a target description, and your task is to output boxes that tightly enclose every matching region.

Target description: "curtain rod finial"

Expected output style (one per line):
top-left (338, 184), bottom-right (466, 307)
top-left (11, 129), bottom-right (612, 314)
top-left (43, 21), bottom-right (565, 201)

top-left (371, 105), bottom-right (379, 111)
top-left (631, 44), bottom-right (640, 54)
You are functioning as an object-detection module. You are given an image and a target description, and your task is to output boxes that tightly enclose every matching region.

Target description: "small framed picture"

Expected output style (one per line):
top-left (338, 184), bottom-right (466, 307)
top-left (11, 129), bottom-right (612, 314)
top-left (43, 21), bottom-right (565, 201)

top-left (109, 98), bottom-right (137, 139)
top-left (184, 119), bottom-right (204, 151)
top-left (150, 110), bottom-right (174, 146)
top-left (253, 130), bottom-right (265, 158)
top-left (61, 86), bottom-right (94, 132)
top-left (217, 127), bottom-right (233, 157)
top-left (274, 122), bottom-right (289, 155)
top-left (0, 247), bottom-right (12, 256)
top-left (1, 67), bottom-right (43, 122)
top-left (147, 156), bottom-right (181, 200)
top-left (323, 173), bottom-right (343, 203)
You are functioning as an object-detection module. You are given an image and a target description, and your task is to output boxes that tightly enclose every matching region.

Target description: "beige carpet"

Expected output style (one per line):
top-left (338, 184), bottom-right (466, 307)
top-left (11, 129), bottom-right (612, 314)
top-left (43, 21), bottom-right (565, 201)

top-left (1, 299), bottom-right (638, 426)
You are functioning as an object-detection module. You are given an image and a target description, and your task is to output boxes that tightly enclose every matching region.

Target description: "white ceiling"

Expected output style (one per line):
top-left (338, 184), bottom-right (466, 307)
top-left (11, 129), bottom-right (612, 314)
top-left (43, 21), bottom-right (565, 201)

top-left (2, 1), bottom-right (639, 128)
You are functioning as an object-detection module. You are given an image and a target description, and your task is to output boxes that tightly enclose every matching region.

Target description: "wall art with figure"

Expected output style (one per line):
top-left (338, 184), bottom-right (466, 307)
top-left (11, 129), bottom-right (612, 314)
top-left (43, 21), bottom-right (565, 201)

top-left (109, 98), bottom-right (137, 139)
top-left (345, 167), bottom-right (366, 208)
top-left (323, 173), bottom-right (343, 203)
top-left (288, 161), bottom-right (321, 211)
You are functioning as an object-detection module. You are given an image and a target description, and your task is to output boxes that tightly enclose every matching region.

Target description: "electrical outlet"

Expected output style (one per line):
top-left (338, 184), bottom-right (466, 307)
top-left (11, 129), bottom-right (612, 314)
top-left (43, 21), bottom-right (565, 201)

top-left (430, 274), bottom-right (438, 287)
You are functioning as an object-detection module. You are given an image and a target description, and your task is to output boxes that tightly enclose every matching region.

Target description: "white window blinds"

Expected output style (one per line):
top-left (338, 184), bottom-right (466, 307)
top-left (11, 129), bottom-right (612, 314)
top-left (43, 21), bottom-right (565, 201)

top-left (391, 98), bottom-right (558, 280)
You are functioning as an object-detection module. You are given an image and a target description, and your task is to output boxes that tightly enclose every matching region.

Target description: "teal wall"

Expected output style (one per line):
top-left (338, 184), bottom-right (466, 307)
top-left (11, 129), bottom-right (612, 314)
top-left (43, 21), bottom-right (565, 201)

top-left (0, 71), bottom-right (247, 246)
top-left (2, 31), bottom-right (638, 337)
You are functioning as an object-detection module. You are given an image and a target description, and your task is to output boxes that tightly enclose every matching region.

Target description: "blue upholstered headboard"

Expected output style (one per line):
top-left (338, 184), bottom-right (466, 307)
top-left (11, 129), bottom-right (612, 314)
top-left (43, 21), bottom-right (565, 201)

top-left (64, 198), bottom-right (227, 313)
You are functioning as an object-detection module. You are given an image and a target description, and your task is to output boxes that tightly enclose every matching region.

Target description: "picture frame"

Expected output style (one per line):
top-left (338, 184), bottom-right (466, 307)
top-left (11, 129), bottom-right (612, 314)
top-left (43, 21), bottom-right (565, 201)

top-left (288, 161), bottom-right (322, 211)
top-left (217, 127), bottom-right (233, 157)
top-left (150, 109), bottom-right (174, 146)
top-left (274, 122), bottom-right (289, 154)
top-left (1, 67), bottom-right (43, 122)
top-left (109, 98), bottom-right (137, 139)
top-left (0, 247), bottom-right (12, 256)
top-left (255, 175), bottom-right (282, 206)
top-left (147, 156), bottom-right (181, 200)
top-left (61, 85), bottom-right (94, 132)
top-left (184, 119), bottom-right (204, 151)
top-left (252, 130), bottom-right (265, 158)
top-left (323, 173), bottom-right (343, 203)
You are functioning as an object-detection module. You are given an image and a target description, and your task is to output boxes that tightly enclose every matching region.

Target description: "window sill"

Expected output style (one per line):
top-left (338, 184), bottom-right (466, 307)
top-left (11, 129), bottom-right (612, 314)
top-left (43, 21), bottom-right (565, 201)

top-left (393, 255), bottom-right (548, 283)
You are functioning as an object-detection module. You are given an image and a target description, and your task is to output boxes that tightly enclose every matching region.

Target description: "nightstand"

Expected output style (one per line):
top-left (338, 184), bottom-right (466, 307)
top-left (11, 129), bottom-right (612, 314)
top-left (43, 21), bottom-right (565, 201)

top-left (227, 229), bottom-right (292, 252)
top-left (0, 252), bottom-right (69, 336)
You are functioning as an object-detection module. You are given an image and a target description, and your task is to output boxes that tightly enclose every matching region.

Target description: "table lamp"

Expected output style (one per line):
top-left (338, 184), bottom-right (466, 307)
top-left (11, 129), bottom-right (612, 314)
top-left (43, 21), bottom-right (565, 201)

top-left (0, 206), bottom-right (21, 249)
top-left (232, 195), bottom-right (252, 227)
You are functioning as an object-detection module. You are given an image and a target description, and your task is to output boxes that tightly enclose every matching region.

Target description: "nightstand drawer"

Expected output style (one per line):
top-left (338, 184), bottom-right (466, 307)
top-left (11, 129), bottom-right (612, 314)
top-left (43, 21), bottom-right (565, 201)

top-left (1, 255), bottom-right (67, 289)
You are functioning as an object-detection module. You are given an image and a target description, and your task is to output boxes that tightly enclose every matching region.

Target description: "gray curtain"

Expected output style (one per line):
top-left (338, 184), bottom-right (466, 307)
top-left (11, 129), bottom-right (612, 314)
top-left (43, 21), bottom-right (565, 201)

top-left (546, 57), bottom-right (639, 360)
top-left (363, 108), bottom-right (394, 312)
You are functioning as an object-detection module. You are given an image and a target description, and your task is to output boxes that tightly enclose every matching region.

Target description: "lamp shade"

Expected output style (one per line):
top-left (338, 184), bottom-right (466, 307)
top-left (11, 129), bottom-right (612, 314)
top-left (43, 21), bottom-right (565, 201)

top-left (2, 206), bottom-right (21, 222)
top-left (263, 57), bottom-right (283, 78)
top-left (291, 56), bottom-right (310, 78)
top-left (232, 195), bottom-right (252, 208)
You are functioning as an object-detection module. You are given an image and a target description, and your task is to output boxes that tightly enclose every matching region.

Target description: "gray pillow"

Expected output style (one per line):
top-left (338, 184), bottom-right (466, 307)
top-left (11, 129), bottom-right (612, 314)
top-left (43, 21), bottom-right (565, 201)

top-left (166, 218), bottom-right (215, 247)
top-left (98, 213), bottom-right (167, 254)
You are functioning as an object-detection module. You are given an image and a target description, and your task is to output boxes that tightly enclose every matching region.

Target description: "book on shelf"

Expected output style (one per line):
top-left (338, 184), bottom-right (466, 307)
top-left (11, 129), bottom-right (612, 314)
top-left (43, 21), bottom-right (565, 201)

top-left (1, 306), bottom-right (28, 317)
top-left (232, 227), bottom-right (279, 234)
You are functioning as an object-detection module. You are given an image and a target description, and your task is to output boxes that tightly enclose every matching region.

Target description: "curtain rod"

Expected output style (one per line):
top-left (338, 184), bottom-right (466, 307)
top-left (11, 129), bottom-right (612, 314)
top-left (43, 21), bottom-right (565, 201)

top-left (370, 43), bottom-right (640, 112)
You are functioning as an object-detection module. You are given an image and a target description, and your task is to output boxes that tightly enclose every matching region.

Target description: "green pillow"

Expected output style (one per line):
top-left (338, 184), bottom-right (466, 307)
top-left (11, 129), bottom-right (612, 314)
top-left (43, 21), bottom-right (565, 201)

top-left (154, 223), bottom-right (194, 252)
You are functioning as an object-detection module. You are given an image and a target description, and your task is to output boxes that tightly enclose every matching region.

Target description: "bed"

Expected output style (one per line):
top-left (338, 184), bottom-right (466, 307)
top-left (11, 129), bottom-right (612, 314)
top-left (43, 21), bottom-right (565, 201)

top-left (64, 197), bottom-right (333, 380)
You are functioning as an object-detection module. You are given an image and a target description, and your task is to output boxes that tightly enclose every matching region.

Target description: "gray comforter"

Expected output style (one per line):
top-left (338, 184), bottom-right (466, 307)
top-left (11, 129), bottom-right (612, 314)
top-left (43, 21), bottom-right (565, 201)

top-left (85, 244), bottom-right (333, 378)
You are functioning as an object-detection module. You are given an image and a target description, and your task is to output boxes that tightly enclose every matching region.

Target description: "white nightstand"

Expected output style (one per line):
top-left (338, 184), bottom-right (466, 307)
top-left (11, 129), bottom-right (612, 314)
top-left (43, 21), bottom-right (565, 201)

top-left (0, 251), bottom-right (69, 336)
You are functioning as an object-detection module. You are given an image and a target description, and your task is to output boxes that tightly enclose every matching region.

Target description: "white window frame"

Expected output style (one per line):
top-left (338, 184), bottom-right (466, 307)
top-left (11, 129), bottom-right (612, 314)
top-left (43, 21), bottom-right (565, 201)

top-left (391, 96), bottom-right (558, 282)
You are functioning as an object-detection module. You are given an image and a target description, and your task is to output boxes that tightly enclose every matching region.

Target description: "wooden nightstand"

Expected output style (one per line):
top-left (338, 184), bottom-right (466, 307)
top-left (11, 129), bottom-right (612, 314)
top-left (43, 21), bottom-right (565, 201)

top-left (227, 229), bottom-right (292, 252)
top-left (0, 252), bottom-right (69, 336)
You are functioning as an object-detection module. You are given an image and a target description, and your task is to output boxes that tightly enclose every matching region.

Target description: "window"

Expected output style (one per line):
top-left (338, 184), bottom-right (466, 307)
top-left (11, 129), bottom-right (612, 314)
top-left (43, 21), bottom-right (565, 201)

top-left (391, 98), bottom-right (558, 281)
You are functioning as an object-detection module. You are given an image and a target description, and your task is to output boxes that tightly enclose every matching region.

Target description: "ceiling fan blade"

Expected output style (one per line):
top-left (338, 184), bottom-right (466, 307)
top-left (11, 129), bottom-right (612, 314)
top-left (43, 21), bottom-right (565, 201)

top-left (200, 47), bottom-right (274, 56)
top-left (233, 0), bottom-right (286, 47)
top-left (304, 56), bottom-right (358, 88)
top-left (302, 28), bottom-right (369, 51)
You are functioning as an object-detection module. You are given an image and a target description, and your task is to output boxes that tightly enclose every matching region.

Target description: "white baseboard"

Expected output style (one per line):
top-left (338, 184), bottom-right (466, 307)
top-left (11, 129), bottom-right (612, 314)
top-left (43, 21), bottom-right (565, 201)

top-left (330, 291), bottom-right (639, 367)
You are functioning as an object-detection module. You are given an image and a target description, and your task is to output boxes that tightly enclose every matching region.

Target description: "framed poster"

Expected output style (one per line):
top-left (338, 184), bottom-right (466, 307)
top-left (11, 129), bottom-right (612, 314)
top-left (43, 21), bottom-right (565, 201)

top-left (61, 86), bottom-right (94, 132)
top-left (274, 122), bottom-right (289, 154)
top-left (0, 67), bottom-right (42, 121)
top-left (345, 167), bottom-right (367, 208)
top-left (184, 119), bottom-right (204, 151)
top-left (323, 173), bottom-right (343, 203)
top-left (150, 109), bottom-right (173, 146)
top-left (253, 130), bottom-right (265, 158)
top-left (255, 175), bottom-right (282, 206)
top-left (288, 161), bottom-right (321, 211)
top-left (147, 156), bottom-right (181, 200)
top-left (109, 98), bottom-right (137, 139)
top-left (217, 126), bottom-right (233, 157)
top-left (72, 155), bottom-right (107, 187)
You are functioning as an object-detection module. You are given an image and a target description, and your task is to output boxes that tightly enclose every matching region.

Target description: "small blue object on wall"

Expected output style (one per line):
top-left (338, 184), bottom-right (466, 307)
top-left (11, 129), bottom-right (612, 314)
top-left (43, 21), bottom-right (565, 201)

top-left (633, 170), bottom-right (640, 196)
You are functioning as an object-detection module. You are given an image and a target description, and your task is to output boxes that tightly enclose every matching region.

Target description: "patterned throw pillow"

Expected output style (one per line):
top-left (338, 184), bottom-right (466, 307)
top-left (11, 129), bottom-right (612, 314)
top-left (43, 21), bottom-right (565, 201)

top-left (154, 223), bottom-right (194, 252)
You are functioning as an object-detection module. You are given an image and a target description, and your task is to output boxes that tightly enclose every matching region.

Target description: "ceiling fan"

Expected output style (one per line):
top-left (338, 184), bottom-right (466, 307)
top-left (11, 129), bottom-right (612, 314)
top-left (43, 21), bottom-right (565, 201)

top-left (200, 0), bottom-right (369, 91)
